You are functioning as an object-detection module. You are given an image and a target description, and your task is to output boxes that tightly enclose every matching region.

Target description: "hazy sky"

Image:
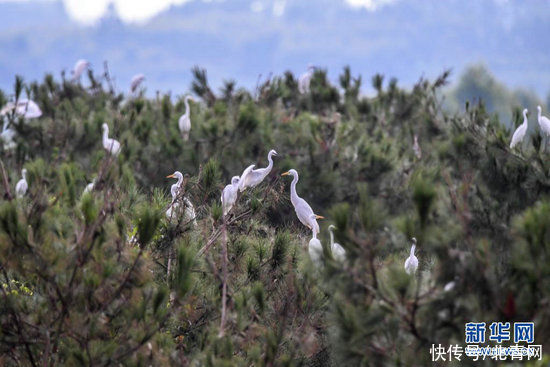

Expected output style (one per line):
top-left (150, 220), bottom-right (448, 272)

top-left (0, 0), bottom-right (548, 98)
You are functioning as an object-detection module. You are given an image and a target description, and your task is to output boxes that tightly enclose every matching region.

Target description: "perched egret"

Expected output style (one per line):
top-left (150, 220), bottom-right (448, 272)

top-left (537, 106), bottom-right (550, 149)
top-left (281, 169), bottom-right (323, 237)
top-left (1, 99), bottom-right (42, 119)
top-left (72, 59), bottom-right (90, 82)
top-left (166, 171), bottom-right (196, 225)
top-left (413, 134), bottom-right (422, 159)
top-left (178, 95), bottom-right (195, 141)
top-left (221, 176), bottom-right (240, 216)
top-left (1, 123), bottom-right (15, 150)
top-left (308, 234), bottom-right (323, 267)
top-left (83, 178), bottom-right (96, 195)
top-left (404, 238), bottom-right (419, 275)
top-left (15, 168), bottom-right (28, 198)
top-left (328, 225), bottom-right (346, 262)
top-left (298, 65), bottom-right (315, 94)
top-left (130, 74), bottom-right (145, 93)
top-left (239, 149), bottom-right (278, 192)
top-left (101, 123), bottom-right (121, 156)
top-left (510, 109), bottom-right (528, 150)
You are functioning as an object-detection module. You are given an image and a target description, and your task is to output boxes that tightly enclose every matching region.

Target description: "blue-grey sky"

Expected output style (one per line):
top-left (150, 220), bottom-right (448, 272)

top-left (0, 0), bottom-right (549, 97)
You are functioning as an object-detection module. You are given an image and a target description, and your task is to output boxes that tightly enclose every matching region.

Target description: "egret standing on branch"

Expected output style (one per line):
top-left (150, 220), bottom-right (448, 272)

top-left (221, 176), bottom-right (240, 216)
top-left (72, 59), bottom-right (90, 82)
top-left (537, 105), bottom-right (550, 150)
top-left (328, 225), bottom-right (346, 262)
top-left (83, 178), bottom-right (96, 195)
top-left (404, 237), bottom-right (419, 275)
top-left (308, 232), bottom-right (323, 267)
top-left (239, 149), bottom-right (278, 192)
top-left (510, 109), bottom-right (528, 150)
top-left (15, 168), bottom-right (28, 198)
top-left (298, 65), bottom-right (315, 94)
top-left (101, 123), bottom-right (121, 156)
top-left (282, 169), bottom-right (323, 237)
top-left (179, 95), bottom-right (195, 141)
top-left (166, 171), bottom-right (197, 225)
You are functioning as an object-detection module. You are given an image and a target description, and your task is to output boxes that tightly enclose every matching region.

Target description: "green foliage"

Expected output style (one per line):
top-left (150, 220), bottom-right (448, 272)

top-left (0, 66), bottom-right (549, 366)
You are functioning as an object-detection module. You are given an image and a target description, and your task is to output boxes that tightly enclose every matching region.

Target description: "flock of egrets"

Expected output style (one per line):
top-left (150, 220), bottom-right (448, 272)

top-left (8, 59), bottom-right (550, 275)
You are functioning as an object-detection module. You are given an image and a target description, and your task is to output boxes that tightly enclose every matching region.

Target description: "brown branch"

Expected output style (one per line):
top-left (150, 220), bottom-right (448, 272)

top-left (0, 159), bottom-right (13, 200)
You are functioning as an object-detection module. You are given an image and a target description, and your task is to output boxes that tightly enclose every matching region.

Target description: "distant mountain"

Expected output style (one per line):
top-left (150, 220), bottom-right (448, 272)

top-left (0, 0), bottom-right (549, 98)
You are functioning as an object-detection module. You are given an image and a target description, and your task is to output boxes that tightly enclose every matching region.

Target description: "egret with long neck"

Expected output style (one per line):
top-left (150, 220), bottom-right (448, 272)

top-left (178, 96), bottom-right (194, 141)
top-left (281, 169), bottom-right (323, 237)
top-left (510, 109), bottom-right (528, 150)
top-left (239, 149), bottom-right (278, 192)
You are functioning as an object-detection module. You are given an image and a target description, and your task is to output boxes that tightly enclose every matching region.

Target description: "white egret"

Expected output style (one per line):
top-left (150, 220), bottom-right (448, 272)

top-left (298, 65), bottom-right (315, 94)
top-left (413, 134), bottom-right (422, 159)
top-left (178, 95), bottom-right (195, 141)
top-left (537, 105), bottom-right (550, 149)
top-left (328, 225), bottom-right (346, 262)
top-left (308, 234), bottom-right (323, 267)
top-left (238, 149), bottom-right (278, 192)
top-left (1, 123), bottom-right (15, 150)
top-left (281, 169), bottom-right (324, 237)
top-left (15, 168), bottom-right (28, 198)
top-left (510, 109), bottom-right (528, 150)
top-left (83, 178), bottom-right (96, 195)
top-left (72, 59), bottom-right (90, 82)
top-left (404, 237), bottom-right (419, 275)
top-left (221, 176), bottom-right (240, 216)
top-left (1, 99), bottom-right (42, 119)
top-left (166, 171), bottom-right (196, 225)
top-left (130, 74), bottom-right (145, 93)
top-left (101, 123), bottom-right (121, 156)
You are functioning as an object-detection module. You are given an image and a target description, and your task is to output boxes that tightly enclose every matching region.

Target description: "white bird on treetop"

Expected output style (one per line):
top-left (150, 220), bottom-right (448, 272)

top-left (166, 171), bottom-right (196, 225)
top-left (308, 232), bottom-right (323, 267)
top-left (239, 149), bottom-right (278, 192)
top-left (83, 178), bottom-right (96, 195)
top-left (281, 169), bottom-right (324, 237)
top-left (130, 74), bottom-right (145, 93)
top-left (537, 105), bottom-right (550, 146)
top-left (221, 176), bottom-right (240, 216)
top-left (298, 65), bottom-right (315, 94)
top-left (15, 168), bottom-right (28, 198)
top-left (178, 95), bottom-right (196, 141)
top-left (404, 237), bottom-right (419, 275)
top-left (101, 123), bottom-right (121, 156)
top-left (328, 225), bottom-right (346, 262)
top-left (72, 59), bottom-right (90, 82)
top-left (1, 99), bottom-right (42, 119)
top-left (510, 109), bottom-right (528, 150)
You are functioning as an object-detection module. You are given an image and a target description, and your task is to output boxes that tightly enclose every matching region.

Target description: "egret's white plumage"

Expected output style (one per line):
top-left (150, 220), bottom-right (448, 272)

top-left (83, 178), bottom-right (96, 195)
top-left (1, 123), bottom-right (15, 150)
top-left (298, 65), bottom-right (315, 94)
top-left (72, 59), bottom-right (90, 82)
top-left (413, 134), bottom-right (422, 159)
top-left (328, 225), bottom-right (346, 262)
top-left (15, 168), bottom-right (28, 198)
top-left (1, 99), bottom-right (42, 119)
top-left (102, 123), bottom-right (121, 156)
top-left (282, 169), bottom-right (323, 237)
top-left (308, 235), bottom-right (323, 266)
top-left (130, 74), bottom-right (145, 93)
top-left (510, 109), bottom-right (528, 149)
top-left (404, 238), bottom-right (419, 275)
top-left (239, 150), bottom-right (278, 192)
top-left (537, 105), bottom-right (550, 141)
top-left (166, 171), bottom-right (196, 225)
top-left (221, 176), bottom-right (240, 216)
top-left (178, 96), bottom-right (195, 141)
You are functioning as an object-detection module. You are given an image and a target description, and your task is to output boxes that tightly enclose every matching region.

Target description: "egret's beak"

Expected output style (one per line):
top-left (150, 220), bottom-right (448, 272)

top-left (166, 174), bottom-right (176, 178)
top-left (281, 171), bottom-right (290, 176)
top-left (315, 215), bottom-right (324, 219)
